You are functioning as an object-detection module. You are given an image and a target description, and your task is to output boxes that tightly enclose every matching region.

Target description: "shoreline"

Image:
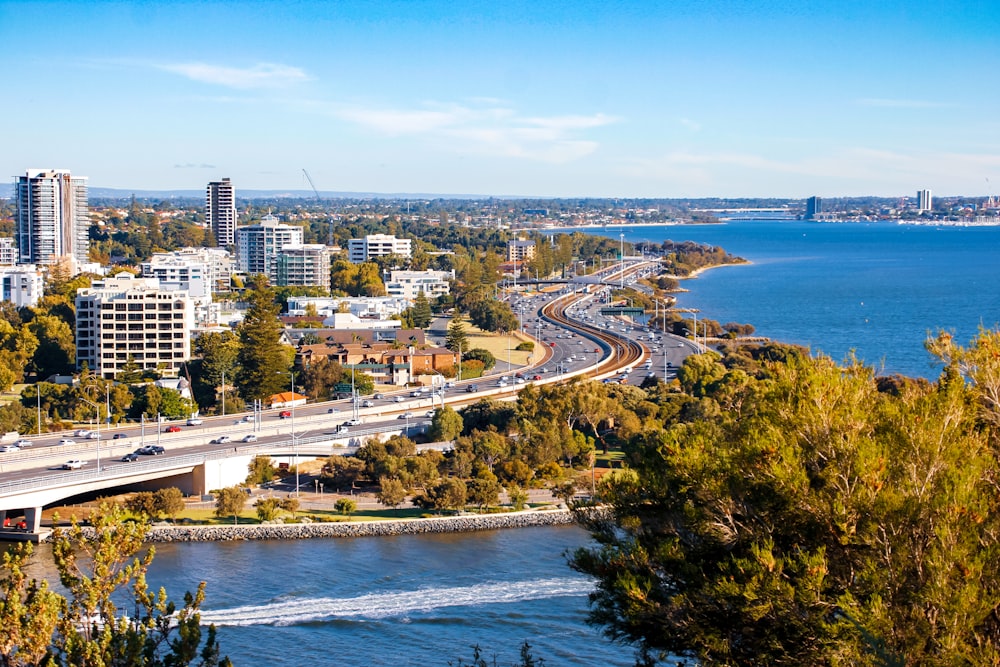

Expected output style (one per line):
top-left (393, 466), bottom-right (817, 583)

top-left (75, 508), bottom-right (579, 544)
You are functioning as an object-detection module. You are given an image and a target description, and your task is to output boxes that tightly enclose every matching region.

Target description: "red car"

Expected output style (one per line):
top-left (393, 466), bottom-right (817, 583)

top-left (164, 425), bottom-right (182, 433)
top-left (279, 410), bottom-right (292, 419)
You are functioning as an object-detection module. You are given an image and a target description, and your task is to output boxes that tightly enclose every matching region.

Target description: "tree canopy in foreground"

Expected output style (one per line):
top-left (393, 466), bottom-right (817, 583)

top-left (573, 330), bottom-right (1000, 667)
top-left (1, 502), bottom-right (230, 666)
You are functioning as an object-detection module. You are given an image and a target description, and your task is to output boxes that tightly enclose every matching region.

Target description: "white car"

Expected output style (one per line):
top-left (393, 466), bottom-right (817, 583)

top-left (186, 418), bottom-right (204, 426)
top-left (13, 439), bottom-right (32, 448)
top-left (58, 438), bottom-right (76, 446)
top-left (0, 444), bottom-right (21, 453)
top-left (75, 429), bottom-right (92, 438)
top-left (394, 396), bottom-right (405, 403)
top-left (62, 460), bottom-right (86, 470)
top-left (242, 434), bottom-right (258, 443)
top-left (425, 410), bottom-right (437, 418)
top-left (397, 412), bottom-right (414, 420)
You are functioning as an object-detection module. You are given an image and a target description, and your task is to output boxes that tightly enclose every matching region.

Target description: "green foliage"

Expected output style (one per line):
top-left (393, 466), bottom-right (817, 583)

top-left (514, 341), bottom-right (534, 352)
top-left (411, 290), bottom-right (433, 329)
top-left (246, 455), bottom-right (276, 485)
top-left (376, 477), bottom-right (408, 508)
top-left (214, 487), bottom-right (247, 525)
top-left (255, 497), bottom-right (282, 522)
top-left (334, 498), bottom-right (357, 516)
top-left (572, 340), bottom-right (1000, 667)
top-left (236, 280), bottom-right (294, 402)
top-left (428, 405), bottom-right (464, 441)
top-left (462, 347), bottom-right (495, 370)
top-left (445, 316), bottom-right (469, 353)
top-left (27, 313), bottom-right (75, 378)
top-left (0, 501), bottom-right (231, 666)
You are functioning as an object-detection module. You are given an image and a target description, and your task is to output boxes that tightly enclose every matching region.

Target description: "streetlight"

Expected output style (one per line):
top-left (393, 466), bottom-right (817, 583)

top-left (81, 383), bottom-right (110, 474)
top-left (620, 232), bottom-right (625, 290)
top-left (278, 371), bottom-right (299, 497)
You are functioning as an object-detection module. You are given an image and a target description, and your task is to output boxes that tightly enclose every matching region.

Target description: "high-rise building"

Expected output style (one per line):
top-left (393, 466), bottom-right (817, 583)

top-left (805, 196), bottom-right (823, 220)
top-left (507, 239), bottom-right (536, 262)
top-left (0, 237), bottom-right (19, 265)
top-left (206, 178), bottom-right (237, 246)
top-left (917, 189), bottom-right (933, 212)
top-left (14, 169), bottom-right (89, 267)
top-left (236, 214), bottom-right (304, 278)
top-left (276, 244), bottom-right (332, 289)
top-left (347, 234), bottom-right (412, 263)
top-left (75, 272), bottom-right (194, 379)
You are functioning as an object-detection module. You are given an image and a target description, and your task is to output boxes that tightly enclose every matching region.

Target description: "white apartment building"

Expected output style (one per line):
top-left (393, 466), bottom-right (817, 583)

top-left (140, 252), bottom-right (219, 325)
top-left (0, 265), bottom-right (43, 308)
top-left (385, 269), bottom-right (454, 300)
top-left (286, 295), bottom-right (410, 320)
top-left (347, 234), bottom-right (412, 263)
top-left (236, 215), bottom-right (304, 279)
top-left (206, 178), bottom-right (237, 246)
top-left (507, 239), bottom-right (536, 262)
top-left (917, 189), bottom-right (933, 212)
top-left (276, 244), bottom-right (331, 290)
top-left (0, 238), bottom-right (18, 266)
top-left (15, 169), bottom-right (90, 268)
top-left (75, 273), bottom-right (195, 379)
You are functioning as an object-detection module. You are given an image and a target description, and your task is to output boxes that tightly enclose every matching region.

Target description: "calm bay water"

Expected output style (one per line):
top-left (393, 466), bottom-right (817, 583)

top-left (142, 526), bottom-right (635, 666)
top-left (599, 221), bottom-right (1000, 379)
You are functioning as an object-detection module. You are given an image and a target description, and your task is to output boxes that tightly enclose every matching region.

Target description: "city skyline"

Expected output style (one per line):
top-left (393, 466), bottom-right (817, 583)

top-left (3, 0), bottom-right (998, 199)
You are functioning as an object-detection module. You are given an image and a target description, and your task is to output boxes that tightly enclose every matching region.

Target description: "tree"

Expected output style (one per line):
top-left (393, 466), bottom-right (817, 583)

top-left (236, 279), bottom-right (293, 402)
top-left (334, 498), bottom-right (357, 517)
top-left (27, 314), bottom-right (75, 378)
top-left (571, 349), bottom-right (1000, 667)
top-left (154, 487), bottom-right (186, 522)
top-left (255, 497), bottom-right (282, 522)
top-left (445, 316), bottom-right (469, 353)
top-left (411, 290), bottom-right (433, 329)
top-left (428, 405), bottom-right (464, 441)
top-left (377, 476), bottom-right (407, 508)
top-left (463, 348), bottom-right (496, 371)
top-left (214, 487), bottom-right (247, 525)
top-left (0, 501), bottom-right (231, 667)
top-left (246, 455), bottom-right (276, 485)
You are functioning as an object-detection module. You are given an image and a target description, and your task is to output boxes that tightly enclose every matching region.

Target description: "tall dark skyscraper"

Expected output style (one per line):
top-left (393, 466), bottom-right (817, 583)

top-left (206, 178), bottom-right (237, 246)
top-left (805, 196), bottom-right (822, 220)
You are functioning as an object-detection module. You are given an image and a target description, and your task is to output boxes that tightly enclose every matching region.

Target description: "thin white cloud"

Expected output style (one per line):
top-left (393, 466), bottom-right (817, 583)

top-left (678, 117), bottom-right (702, 132)
top-left (158, 62), bottom-right (309, 89)
top-left (329, 101), bottom-right (617, 163)
top-left (856, 98), bottom-right (953, 109)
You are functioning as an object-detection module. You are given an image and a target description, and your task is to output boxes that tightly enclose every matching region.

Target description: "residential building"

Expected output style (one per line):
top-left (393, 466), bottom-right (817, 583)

top-left (14, 169), bottom-right (89, 268)
top-left (507, 239), bottom-right (536, 262)
top-left (347, 234), bottom-right (412, 263)
top-left (276, 244), bottom-right (331, 289)
top-left (917, 189), bottom-right (933, 212)
top-left (296, 340), bottom-right (456, 386)
top-left (805, 196), bottom-right (822, 220)
top-left (142, 247), bottom-right (234, 294)
top-left (0, 265), bottom-right (43, 308)
top-left (75, 272), bottom-right (195, 379)
top-left (141, 252), bottom-right (217, 325)
top-left (385, 269), bottom-right (454, 300)
top-left (236, 215), bottom-right (304, 279)
top-left (286, 296), bottom-right (410, 320)
top-left (206, 178), bottom-right (237, 246)
top-left (0, 237), bottom-right (18, 265)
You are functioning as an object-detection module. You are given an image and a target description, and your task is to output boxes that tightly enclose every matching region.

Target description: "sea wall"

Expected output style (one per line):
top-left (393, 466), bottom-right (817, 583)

top-left (142, 509), bottom-right (576, 542)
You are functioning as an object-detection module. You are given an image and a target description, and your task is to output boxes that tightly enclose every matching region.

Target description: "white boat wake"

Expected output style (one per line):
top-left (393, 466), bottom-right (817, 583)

top-left (200, 578), bottom-right (592, 626)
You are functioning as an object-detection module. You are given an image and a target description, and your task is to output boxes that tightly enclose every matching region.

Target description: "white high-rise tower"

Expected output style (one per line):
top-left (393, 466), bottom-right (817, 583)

top-left (14, 169), bottom-right (90, 267)
top-left (206, 178), bottom-right (237, 246)
top-left (917, 189), bottom-right (933, 212)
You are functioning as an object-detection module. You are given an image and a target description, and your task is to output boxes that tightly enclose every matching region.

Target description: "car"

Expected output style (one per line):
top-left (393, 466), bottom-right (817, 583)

top-left (336, 425), bottom-right (350, 434)
top-left (0, 444), bottom-right (21, 453)
top-left (58, 438), bottom-right (76, 446)
top-left (397, 412), bottom-right (414, 420)
top-left (278, 411), bottom-right (292, 419)
top-left (362, 399), bottom-right (375, 408)
top-left (13, 439), bottom-right (32, 448)
top-left (86, 432), bottom-right (100, 439)
top-left (239, 415), bottom-right (254, 423)
top-left (242, 434), bottom-right (258, 443)
top-left (410, 390), bottom-right (424, 397)
top-left (532, 375), bottom-right (542, 381)
top-left (212, 436), bottom-right (232, 444)
top-left (425, 410), bottom-right (436, 418)
top-left (343, 419), bottom-right (361, 426)
top-left (466, 384), bottom-right (479, 393)
top-left (373, 393), bottom-right (384, 400)
top-left (393, 395), bottom-right (404, 403)
top-left (186, 418), bottom-right (203, 426)
top-left (113, 433), bottom-right (128, 439)
top-left (164, 425), bottom-right (182, 433)
top-left (444, 382), bottom-right (455, 389)
top-left (138, 445), bottom-right (165, 455)
top-left (549, 342), bottom-right (556, 347)
top-left (327, 407), bottom-right (338, 413)
top-left (121, 452), bottom-right (139, 462)
top-left (62, 460), bottom-right (86, 470)
top-left (75, 429), bottom-right (92, 438)
top-left (646, 372), bottom-right (657, 378)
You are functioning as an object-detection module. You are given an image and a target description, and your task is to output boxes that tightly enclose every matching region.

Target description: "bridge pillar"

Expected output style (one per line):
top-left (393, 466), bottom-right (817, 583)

top-left (24, 507), bottom-right (42, 533)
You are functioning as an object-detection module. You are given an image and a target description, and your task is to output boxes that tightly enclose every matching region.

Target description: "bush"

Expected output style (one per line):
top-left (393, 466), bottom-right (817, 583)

top-left (515, 341), bottom-right (534, 352)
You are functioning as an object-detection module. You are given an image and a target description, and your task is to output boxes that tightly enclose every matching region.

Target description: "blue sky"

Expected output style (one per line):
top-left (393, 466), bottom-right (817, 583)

top-left (3, 0), bottom-right (998, 198)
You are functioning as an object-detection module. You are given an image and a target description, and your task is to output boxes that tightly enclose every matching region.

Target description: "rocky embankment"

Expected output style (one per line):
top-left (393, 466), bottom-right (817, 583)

top-left (144, 509), bottom-right (576, 542)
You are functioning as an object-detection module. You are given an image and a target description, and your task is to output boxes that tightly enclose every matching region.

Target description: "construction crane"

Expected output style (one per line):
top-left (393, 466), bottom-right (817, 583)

top-left (302, 169), bottom-right (335, 246)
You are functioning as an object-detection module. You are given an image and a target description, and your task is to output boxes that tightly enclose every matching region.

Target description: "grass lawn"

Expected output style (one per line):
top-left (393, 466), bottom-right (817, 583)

top-left (462, 323), bottom-right (537, 369)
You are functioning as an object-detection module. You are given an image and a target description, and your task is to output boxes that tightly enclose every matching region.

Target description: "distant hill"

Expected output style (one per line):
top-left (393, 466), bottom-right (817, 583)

top-left (0, 184), bottom-right (498, 201)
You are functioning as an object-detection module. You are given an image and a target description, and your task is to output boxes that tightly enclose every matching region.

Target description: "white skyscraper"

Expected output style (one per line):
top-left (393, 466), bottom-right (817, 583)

top-left (236, 214), bottom-right (304, 278)
top-left (917, 189), bottom-right (933, 212)
top-left (14, 169), bottom-right (90, 267)
top-left (206, 178), bottom-right (237, 246)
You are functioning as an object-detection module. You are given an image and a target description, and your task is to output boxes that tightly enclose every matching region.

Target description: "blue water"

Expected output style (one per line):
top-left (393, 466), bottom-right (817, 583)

top-left (593, 221), bottom-right (1000, 379)
top-left (142, 526), bottom-right (636, 666)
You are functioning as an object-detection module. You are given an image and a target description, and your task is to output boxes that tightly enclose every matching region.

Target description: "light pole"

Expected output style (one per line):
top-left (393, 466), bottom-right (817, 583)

top-left (81, 383), bottom-right (110, 474)
top-left (279, 371), bottom-right (299, 497)
top-left (221, 369), bottom-right (226, 417)
top-left (36, 387), bottom-right (41, 435)
top-left (620, 233), bottom-right (625, 290)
